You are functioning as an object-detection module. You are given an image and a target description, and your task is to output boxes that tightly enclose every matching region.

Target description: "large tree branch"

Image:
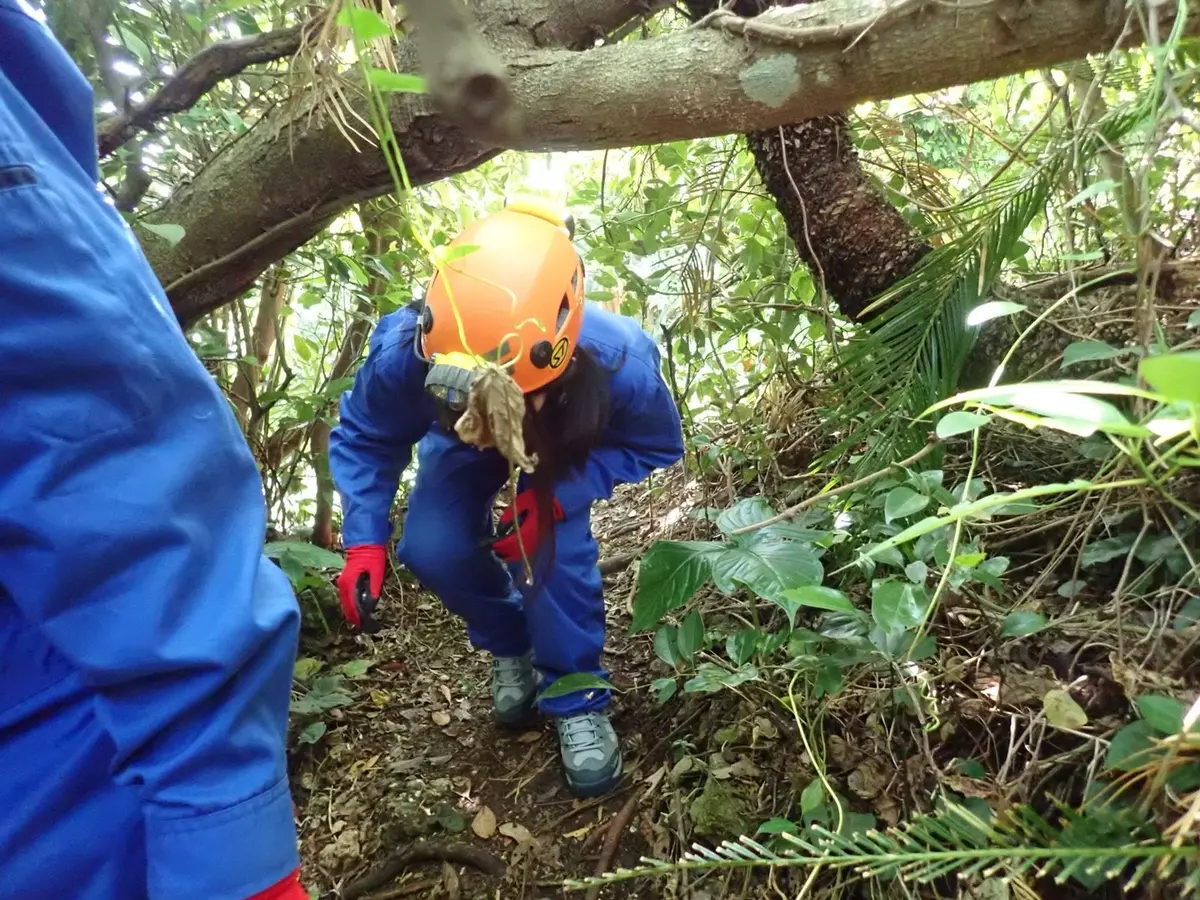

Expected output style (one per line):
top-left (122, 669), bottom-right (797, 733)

top-left (142, 0), bottom-right (1193, 326)
top-left (97, 21), bottom-right (313, 157)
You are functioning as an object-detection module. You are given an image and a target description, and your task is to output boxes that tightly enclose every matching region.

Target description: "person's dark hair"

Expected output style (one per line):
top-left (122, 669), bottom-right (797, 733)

top-left (517, 345), bottom-right (616, 593)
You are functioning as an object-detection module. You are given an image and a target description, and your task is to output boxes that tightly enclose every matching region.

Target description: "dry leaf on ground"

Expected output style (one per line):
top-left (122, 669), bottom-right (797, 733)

top-left (471, 806), bottom-right (497, 839)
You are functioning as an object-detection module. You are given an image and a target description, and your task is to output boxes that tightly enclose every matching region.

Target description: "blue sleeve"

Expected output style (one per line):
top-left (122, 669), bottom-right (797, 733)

top-left (0, 15), bottom-right (301, 900)
top-left (557, 335), bottom-right (685, 512)
top-left (329, 306), bottom-right (434, 547)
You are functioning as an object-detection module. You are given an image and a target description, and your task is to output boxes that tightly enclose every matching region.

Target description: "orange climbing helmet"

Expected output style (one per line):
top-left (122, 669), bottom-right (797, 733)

top-left (416, 200), bottom-right (586, 416)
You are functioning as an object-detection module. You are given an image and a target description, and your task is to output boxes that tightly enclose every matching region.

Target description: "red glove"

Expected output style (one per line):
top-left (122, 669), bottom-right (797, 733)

top-left (337, 544), bottom-right (386, 629)
top-left (247, 868), bottom-right (308, 900)
top-left (493, 490), bottom-right (564, 563)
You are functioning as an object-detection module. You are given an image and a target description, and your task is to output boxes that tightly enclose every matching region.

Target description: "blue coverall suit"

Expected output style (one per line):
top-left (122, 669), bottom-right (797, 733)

top-left (330, 303), bottom-right (685, 715)
top-left (0, 6), bottom-right (303, 898)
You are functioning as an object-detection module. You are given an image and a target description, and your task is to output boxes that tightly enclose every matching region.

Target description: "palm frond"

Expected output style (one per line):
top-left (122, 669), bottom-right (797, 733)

top-left (562, 799), bottom-right (1200, 894)
top-left (818, 62), bottom-right (1169, 475)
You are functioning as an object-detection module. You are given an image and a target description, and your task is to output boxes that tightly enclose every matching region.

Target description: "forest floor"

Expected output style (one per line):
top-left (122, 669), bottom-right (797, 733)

top-left (289, 447), bottom-right (1200, 900)
top-left (291, 464), bottom-right (723, 900)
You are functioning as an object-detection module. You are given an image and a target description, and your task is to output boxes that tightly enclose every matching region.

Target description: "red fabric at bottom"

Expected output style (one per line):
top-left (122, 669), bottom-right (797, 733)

top-left (246, 868), bottom-right (308, 900)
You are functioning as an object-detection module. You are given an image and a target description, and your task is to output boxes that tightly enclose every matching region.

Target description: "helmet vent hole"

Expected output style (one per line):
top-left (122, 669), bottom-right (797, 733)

top-left (557, 296), bottom-right (570, 331)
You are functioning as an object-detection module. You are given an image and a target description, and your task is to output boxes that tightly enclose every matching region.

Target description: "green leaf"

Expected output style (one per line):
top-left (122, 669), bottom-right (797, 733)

top-left (905, 561), bottom-right (929, 584)
top-left (1105, 720), bottom-right (1160, 771)
top-left (1188, 309), bottom-right (1200, 329)
top-left (1000, 610), bottom-right (1047, 637)
top-left (936, 410), bottom-right (992, 438)
top-left (755, 817), bottom-right (798, 835)
top-left (800, 779), bottom-right (825, 816)
top-left (682, 663), bottom-right (760, 694)
top-left (677, 610), bottom-right (705, 662)
top-left (1065, 178), bottom-right (1119, 207)
top-left (293, 657), bottom-right (323, 682)
top-left (336, 6), bottom-right (393, 40)
top-left (141, 222), bottom-right (186, 245)
top-left (953, 758), bottom-right (988, 779)
top-left (340, 659), bottom-right (372, 678)
top-left (716, 497), bottom-right (776, 537)
top-left (539, 672), bottom-right (615, 700)
top-left (870, 579), bottom-right (927, 634)
top-left (653, 625), bottom-right (680, 668)
top-left (435, 806), bottom-right (467, 833)
top-left (1139, 351), bottom-right (1200, 406)
top-left (1061, 339), bottom-right (1126, 369)
top-left (709, 541), bottom-right (824, 603)
top-left (1081, 535), bottom-right (1135, 567)
top-left (884, 487), bottom-right (930, 523)
top-left (778, 585), bottom-right (860, 616)
top-left (1043, 689), bottom-right (1088, 729)
top-left (966, 300), bottom-right (1026, 326)
top-left (726, 628), bottom-right (759, 666)
top-left (365, 67), bottom-right (428, 93)
top-left (297, 721), bottom-right (327, 745)
top-left (263, 541), bottom-right (346, 571)
top-left (652, 677), bottom-right (677, 704)
top-left (1136, 694), bottom-right (1187, 735)
top-left (630, 541), bottom-right (714, 633)
top-left (1057, 579), bottom-right (1087, 598)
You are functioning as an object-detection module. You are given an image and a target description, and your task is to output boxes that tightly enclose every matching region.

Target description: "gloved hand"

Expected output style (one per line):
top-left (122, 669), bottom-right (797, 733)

top-left (493, 489), bottom-right (564, 563)
top-left (337, 544), bottom-right (387, 630)
top-left (247, 868), bottom-right (308, 900)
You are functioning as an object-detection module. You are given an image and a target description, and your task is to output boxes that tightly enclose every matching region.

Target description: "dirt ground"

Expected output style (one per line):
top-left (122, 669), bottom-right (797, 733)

top-left (293, 466), bottom-right (728, 900)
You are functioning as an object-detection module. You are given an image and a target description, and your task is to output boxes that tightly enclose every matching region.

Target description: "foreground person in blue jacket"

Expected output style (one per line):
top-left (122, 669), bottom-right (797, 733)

top-left (330, 201), bottom-right (685, 797)
top-left (0, 5), bottom-right (308, 898)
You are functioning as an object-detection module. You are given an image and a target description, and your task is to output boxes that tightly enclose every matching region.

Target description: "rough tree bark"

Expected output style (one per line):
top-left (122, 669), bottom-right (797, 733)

top-left (125, 0), bottom-right (1194, 326)
top-left (684, 0), bottom-right (927, 322)
top-left (231, 264), bottom-right (288, 429)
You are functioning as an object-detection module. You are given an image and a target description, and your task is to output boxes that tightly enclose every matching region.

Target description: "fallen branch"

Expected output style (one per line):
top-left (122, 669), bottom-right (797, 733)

top-left (598, 552), bottom-right (638, 576)
top-left (320, 842), bottom-right (506, 900)
top-left (97, 17), bottom-right (321, 157)
top-left (582, 769), bottom-right (662, 900)
top-left (730, 435), bottom-right (939, 535)
top-left (692, 0), bottom-right (927, 52)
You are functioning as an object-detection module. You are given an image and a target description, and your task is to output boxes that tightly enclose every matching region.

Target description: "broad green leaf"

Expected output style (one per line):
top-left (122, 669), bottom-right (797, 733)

top-left (884, 486), bottom-right (930, 523)
top-left (800, 779), bottom-right (825, 816)
top-left (726, 628), bottom-right (759, 666)
top-left (965, 300), bottom-right (1026, 326)
top-left (1000, 610), bottom-right (1047, 637)
top-left (653, 625), bottom-right (680, 668)
top-left (297, 721), bottom-right (327, 744)
top-left (677, 610), bottom-right (705, 662)
top-left (293, 657), bottom-right (323, 682)
top-left (365, 67), bottom-right (428, 94)
top-left (336, 6), bottom-right (393, 40)
top-left (1136, 694), bottom-right (1187, 735)
top-left (142, 222), bottom-right (186, 245)
top-left (1057, 579), bottom-right (1087, 598)
top-left (716, 497), bottom-right (776, 537)
top-left (709, 541), bottom-right (823, 603)
top-left (815, 664), bottom-right (843, 698)
top-left (1139, 351), bottom-right (1200, 406)
top-left (1081, 534), bottom-right (1135, 567)
top-left (652, 677), bottom-right (677, 704)
top-left (1188, 309), bottom-right (1200, 329)
top-left (264, 541), bottom-right (346, 571)
top-left (953, 758), bottom-right (988, 779)
top-left (778, 584), bottom-right (860, 616)
top-left (340, 659), bottom-right (372, 678)
top-left (905, 560), bottom-right (928, 584)
top-left (682, 663), bottom-right (760, 694)
top-left (756, 817), bottom-right (799, 835)
top-left (630, 541), bottom-right (714, 633)
top-left (1065, 178), bottom-right (1119, 207)
top-left (539, 672), bottom-right (615, 700)
top-left (1105, 720), bottom-right (1160, 771)
top-left (871, 579), bottom-right (927, 633)
top-left (1043, 689), bottom-right (1088, 729)
top-left (1060, 339), bottom-right (1126, 369)
top-left (936, 410), bottom-right (992, 438)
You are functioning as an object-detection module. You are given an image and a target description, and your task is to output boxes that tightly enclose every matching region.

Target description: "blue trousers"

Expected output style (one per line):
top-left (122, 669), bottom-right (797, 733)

top-left (396, 430), bottom-right (609, 717)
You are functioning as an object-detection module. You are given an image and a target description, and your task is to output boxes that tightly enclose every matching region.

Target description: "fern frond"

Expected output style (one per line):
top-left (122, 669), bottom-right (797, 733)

top-left (562, 801), bottom-right (1200, 894)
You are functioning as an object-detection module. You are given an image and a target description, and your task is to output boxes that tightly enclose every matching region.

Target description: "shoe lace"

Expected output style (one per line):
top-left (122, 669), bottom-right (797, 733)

top-left (559, 713), bottom-right (604, 750)
top-left (493, 657), bottom-right (529, 688)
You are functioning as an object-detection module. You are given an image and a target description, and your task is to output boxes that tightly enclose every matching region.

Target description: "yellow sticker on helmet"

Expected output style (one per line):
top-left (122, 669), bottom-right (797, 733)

top-left (550, 337), bottom-right (570, 368)
top-left (506, 197), bottom-right (566, 229)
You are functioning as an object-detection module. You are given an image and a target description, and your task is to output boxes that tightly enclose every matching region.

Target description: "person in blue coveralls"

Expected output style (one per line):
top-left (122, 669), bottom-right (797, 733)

top-left (0, 4), bottom-right (309, 898)
top-left (330, 200), bottom-right (685, 798)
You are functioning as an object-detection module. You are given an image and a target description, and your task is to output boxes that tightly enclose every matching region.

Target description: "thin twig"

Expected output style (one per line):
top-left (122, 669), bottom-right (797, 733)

top-left (320, 843), bottom-right (505, 900)
top-left (730, 435), bottom-right (939, 535)
top-left (693, 0), bottom-right (928, 50)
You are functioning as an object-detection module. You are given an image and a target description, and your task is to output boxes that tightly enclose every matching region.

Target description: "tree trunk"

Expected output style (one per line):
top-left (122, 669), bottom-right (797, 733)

top-left (682, 1), bottom-right (928, 323)
top-left (231, 264), bottom-right (287, 428)
top-left (128, 0), bottom-right (1188, 326)
top-left (309, 200), bottom-right (407, 548)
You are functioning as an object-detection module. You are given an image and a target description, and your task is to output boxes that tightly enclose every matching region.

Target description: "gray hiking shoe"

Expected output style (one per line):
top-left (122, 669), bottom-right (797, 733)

top-left (555, 711), bottom-right (622, 798)
top-left (492, 654), bottom-right (538, 727)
